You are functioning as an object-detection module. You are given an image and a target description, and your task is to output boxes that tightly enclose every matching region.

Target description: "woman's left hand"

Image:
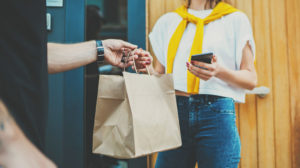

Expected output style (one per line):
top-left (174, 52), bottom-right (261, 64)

top-left (186, 55), bottom-right (222, 81)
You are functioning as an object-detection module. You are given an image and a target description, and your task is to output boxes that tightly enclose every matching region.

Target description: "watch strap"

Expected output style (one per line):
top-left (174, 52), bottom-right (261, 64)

top-left (96, 40), bottom-right (105, 63)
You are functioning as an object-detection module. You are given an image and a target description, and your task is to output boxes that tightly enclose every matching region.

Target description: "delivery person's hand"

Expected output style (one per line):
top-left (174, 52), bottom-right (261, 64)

top-left (102, 39), bottom-right (138, 68)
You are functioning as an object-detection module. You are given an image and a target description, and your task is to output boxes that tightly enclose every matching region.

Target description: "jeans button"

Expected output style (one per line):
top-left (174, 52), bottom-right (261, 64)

top-left (208, 101), bottom-right (211, 105)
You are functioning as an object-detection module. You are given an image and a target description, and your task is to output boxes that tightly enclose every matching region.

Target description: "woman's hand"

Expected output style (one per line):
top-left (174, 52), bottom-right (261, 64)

top-left (187, 43), bottom-right (257, 90)
top-left (187, 55), bottom-right (222, 81)
top-left (129, 49), bottom-right (154, 74)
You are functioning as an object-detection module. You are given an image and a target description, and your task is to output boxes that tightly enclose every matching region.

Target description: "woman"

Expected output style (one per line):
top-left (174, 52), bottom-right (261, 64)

top-left (134, 0), bottom-right (257, 167)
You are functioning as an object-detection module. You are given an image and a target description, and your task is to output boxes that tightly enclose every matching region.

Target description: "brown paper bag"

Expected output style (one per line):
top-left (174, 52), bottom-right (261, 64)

top-left (93, 72), bottom-right (182, 159)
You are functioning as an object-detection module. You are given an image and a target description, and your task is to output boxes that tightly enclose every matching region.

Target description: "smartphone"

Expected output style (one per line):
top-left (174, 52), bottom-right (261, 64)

top-left (191, 52), bottom-right (213, 64)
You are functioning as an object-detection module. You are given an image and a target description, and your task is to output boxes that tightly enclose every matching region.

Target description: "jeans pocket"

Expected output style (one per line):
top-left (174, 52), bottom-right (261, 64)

top-left (210, 98), bottom-right (235, 114)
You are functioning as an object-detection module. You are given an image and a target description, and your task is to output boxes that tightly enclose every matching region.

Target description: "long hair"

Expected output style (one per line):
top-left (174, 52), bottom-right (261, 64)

top-left (184, 0), bottom-right (232, 9)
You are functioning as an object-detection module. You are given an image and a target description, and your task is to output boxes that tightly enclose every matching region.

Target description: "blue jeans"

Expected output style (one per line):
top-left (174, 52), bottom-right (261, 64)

top-left (155, 95), bottom-right (241, 168)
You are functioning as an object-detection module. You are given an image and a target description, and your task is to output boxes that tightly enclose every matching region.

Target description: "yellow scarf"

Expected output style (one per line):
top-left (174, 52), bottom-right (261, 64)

top-left (167, 2), bottom-right (239, 94)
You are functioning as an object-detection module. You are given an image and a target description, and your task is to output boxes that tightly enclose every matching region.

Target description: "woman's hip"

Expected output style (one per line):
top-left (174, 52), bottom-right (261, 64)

top-left (175, 94), bottom-right (239, 147)
top-left (175, 94), bottom-right (236, 122)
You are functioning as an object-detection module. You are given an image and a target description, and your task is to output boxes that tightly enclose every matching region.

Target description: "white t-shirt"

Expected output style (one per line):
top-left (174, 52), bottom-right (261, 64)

top-left (149, 9), bottom-right (255, 103)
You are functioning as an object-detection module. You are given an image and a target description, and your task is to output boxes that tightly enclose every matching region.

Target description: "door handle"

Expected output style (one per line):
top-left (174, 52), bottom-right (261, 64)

top-left (246, 86), bottom-right (270, 98)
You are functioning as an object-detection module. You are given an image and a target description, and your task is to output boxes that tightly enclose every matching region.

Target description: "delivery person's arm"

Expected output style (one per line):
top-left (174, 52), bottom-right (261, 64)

top-left (0, 101), bottom-right (57, 168)
top-left (47, 39), bottom-right (137, 74)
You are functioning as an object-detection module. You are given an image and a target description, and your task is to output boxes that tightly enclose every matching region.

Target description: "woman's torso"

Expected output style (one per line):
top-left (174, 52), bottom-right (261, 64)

top-left (149, 9), bottom-right (255, 103)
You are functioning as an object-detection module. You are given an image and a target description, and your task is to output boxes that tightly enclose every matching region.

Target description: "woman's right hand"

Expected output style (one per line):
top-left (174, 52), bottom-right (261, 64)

top-left (130, 49), bottom-right (154, 74)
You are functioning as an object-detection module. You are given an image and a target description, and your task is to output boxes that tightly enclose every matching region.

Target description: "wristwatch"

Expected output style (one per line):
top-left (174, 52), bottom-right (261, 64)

top-left (96, 40), bottom-right (105, 64)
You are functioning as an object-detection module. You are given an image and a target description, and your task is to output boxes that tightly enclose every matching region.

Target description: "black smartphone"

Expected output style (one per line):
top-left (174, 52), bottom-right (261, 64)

top-left (191, 52), bottom-right (213, 64)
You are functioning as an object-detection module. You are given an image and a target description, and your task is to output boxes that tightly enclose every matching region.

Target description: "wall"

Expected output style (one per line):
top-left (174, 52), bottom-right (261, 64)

top-left (46, 0), bottom-right (86, 167)
top-left (146, 0), bottom-right (300, 167)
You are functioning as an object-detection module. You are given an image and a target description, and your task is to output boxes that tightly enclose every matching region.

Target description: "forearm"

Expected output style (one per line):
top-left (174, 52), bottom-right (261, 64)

top-left (0, 101), bottom-right (57, 167)
top-left (48, 41), bottom-right (97, 74)
top-left (147, 65), bottom-right (161, 75)
top-left (216, 66), bottom-right (257, 90)
top-left (151, 59), bottom-right (165, 75)
top-left (0, 101), bottom-right (13, 145)
top-left (0, 101), bottom-right (20, 155)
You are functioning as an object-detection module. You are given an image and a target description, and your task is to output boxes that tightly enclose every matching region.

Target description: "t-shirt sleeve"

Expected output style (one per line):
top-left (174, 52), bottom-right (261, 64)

top-left (234, 12), bottom-right (256, 70)
top-left (149, 14), bottom-right (169, 67)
